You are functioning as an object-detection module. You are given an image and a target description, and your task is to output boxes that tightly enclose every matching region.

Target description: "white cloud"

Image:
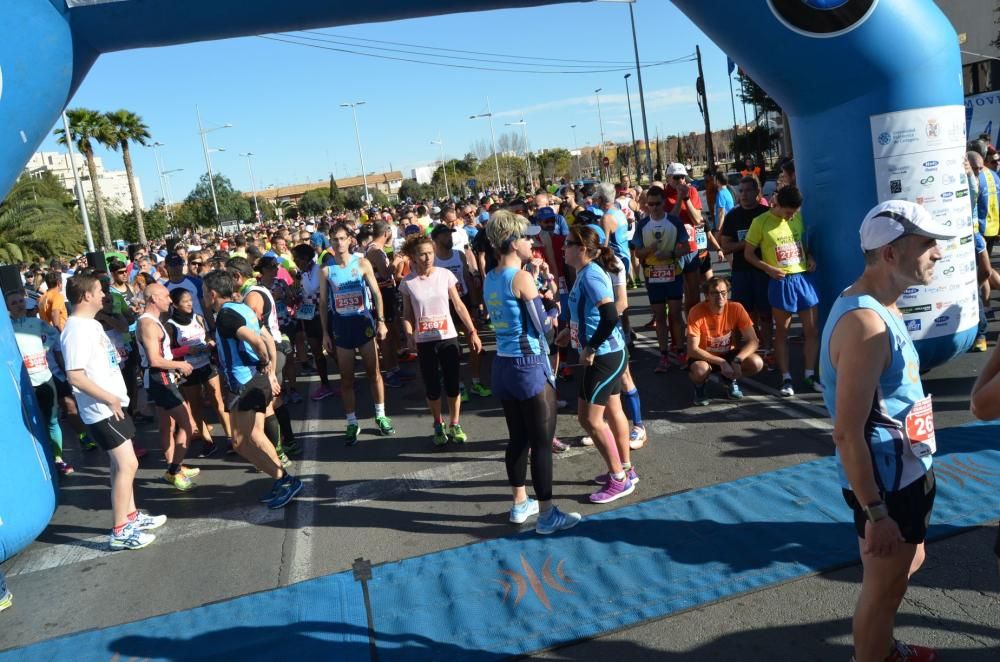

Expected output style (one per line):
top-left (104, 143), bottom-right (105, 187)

top-left (494, 86), bottom-right (698, 119)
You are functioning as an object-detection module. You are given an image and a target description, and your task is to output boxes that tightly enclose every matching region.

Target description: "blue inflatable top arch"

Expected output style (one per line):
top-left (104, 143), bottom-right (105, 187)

top-left (0, 0), bottom-right (975, 563)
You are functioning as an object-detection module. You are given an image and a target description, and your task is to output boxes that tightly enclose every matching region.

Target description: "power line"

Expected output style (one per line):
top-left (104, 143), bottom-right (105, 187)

top-left (259, 35), bottom-right (695, 75)
top-left (300, 29), bottom-right (638, 66)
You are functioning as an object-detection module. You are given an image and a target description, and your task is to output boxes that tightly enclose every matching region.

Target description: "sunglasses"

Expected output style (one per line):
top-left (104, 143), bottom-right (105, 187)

top-left (189, 261), bottom-right (203, 267)
top-left (565, 240), bottom-right (582, 247)
top-left (671, 175), bottom-right (685, 181)
top-left (113, 269), bottom-right (127, 275)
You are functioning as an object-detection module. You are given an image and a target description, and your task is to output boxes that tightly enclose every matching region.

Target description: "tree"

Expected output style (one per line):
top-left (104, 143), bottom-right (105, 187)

top-left (732, 126), bottom-right (780, 166)
top-left (183, 173), bottom-right (252, 228)
top-left (329, 174), bottom-right (345, 211)
top-left (55, 108), bottom-right (113, 248)
top-left (103, 109), bottom-right (151, 246)
top-left (398, 179), bottom-right (436, 203)
top-left (298, 188), bottom-right (331, 217)
top-left (0, 173), bottom-right (86, 261)
top-left (536, 148), bottom-right (573, 182)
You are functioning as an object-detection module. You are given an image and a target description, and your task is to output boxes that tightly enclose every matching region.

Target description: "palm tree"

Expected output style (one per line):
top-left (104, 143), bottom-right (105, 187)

top-left (104, 110), bottom-right (151, 246)
top-left (55, 108), bottom-right (112, 248)
top-left (0, 173), bottom-right (86, 261)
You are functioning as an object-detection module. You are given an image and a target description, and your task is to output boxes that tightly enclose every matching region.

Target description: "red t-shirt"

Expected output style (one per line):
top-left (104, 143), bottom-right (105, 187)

top-left (664, 185), bottom-right (703, 226)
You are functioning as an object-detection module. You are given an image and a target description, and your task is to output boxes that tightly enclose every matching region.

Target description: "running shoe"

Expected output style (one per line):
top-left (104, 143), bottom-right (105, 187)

top-left (627, 278), bottom-right (636, 289)
top-left (383, 371), bottom-right (404, 388)
top-left (448, 423), bottom-right (467, 444)
top-left (180, 465), bottom-right (200, 478)
top-left (0, 577), bottom-right (11, 614)
top-left (629, 426), bottom-right (647, 450)
top-left (258, 478), bottom-right (284, 503)
top-left (580, 435), bottom-right (594, 446)
top-left (973, 336), bottom-right (988, 352)
top-left (397, 350), bottom-right (417, 363)
top-left (375, 416), bottom-right (396, 436)
top-left (669, 348), bottom-right (688, 367)
top-left (654, 355), bottom-right (671, 374)
top-left (267, 475), bottom-right (303, 509)
top-left (79, 434), bottom-right (98, 451)
top-left (460, 385), bottom-right (470, 403)
top-left (780, 379), bottom-right (795, 397)
top-left (55, 459), bottom-right (75, 476)
top-left (804, 375), bottom-right (824, 393)
top-left (764, 351), bottom-right (777, 371)
top-left (589, 475), bottom-right (635, 504)
top-left (311, 384), bottom-right (336, 401)
top-left (133, 446), bottom-right (148, 459)
top-left (345, 423), bottom-right (360, 446)
top-left (728, 381), bottom-right (744, 400)
top-left (535, 506), bottom-right (582, 535)
top-left (469, 383), bottom-right (493, 397)
top-left (641, 318), bottom-right (657, 331)
top-left (285, 389), bottom-right (304, 405)
top-left (109, 523), bottom-right (156, 551)
top-left (432, 424), bottom-right (448, 447)
top-left (198, 441), bottom-right (219, 458)
top-left (162, 471), bottom-right (194, 491)
top-left (594, 467), bottom-right (640, 486)
top-left (132, 511), bottom-right (167, 531)
top-left (509, 497), bottom-right (539, 524)
top-left (884, 639), bottom-right (939, 662)
top-left (552, 437), bottom-right (569, 453)
top-left (693, 384), bottom-right (710, 406)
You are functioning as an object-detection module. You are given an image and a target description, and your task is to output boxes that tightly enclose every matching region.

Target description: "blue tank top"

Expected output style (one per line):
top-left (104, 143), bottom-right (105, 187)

top-left (569, 262), bottom-right (625, 356)
top-left (607, 208), bottom-right (630, 261)
top-left (327, 253), bottom-right (371, 319)
top-left (484, 267), bottom-right (543, 358)
top-left (215, 302), bottom-right (261, 393)
top-left (820, 292), bottom-right (932, 492)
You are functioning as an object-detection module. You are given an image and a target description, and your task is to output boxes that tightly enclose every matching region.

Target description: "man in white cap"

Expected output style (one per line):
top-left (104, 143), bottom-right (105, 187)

top-left (820, 199), bottom-right (953, 662)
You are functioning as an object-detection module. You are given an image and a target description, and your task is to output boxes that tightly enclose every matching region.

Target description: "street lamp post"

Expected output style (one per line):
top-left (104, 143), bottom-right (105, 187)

top-left (430, 138), bottom-right (451, 200)
top-left (162, 168), bottom-right (182, 218)
top-left (595, 88), bottom-right (607, 179)
top-left (340, 101), bottom-right (370, 204)
top-left (570, 124), bottom-right (582, 179)
top-left (151, 141), bottom-right (169, 218)
top-left (196, 105), bottom-right (232, 232)
top-left (470, 97), bottom-right (503, 192)
top-left (239, 152), bottom-right (260, 221)
top-left (505, 119), bottom-right (532, 190)
top-left (624, 74), bottom-right (640, 181)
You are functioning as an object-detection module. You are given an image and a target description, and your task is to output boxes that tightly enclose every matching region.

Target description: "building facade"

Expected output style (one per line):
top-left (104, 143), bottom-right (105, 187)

top-left (936, 0), bottom-right (1000, 95)
top-left (24, 151), bottom-right (144, 212)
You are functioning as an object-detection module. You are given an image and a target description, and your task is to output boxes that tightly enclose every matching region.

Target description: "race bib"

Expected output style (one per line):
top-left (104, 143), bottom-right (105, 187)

top-left (558, 276), bottom-right (568, 295)
top-left (23, 351), bottom-right (48, 372)
top-left (296, 303), bottom-right (316, 320)
top-left (737, 229), bottom-right (748, 242)
top-left (904, 396), bottom-right (937, 457)
top-left (570, 321), bottom-right (580, 348)
top-left (648, 264), bottom-right (676, 284)
top-left (775, 241), bottom-right (803, 268)
top-left (334, 292), bottom-right (363, 314)
top-left (418, 315), bottom-right (449, 336)
top-left (695, 228), bottom-right (708, 250)
top-left (707, 333), bottom-right (732, 354)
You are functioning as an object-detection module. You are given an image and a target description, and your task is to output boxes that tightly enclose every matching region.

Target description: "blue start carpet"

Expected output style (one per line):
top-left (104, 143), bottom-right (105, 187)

top-left (3, 423), bottom-right (999, 661)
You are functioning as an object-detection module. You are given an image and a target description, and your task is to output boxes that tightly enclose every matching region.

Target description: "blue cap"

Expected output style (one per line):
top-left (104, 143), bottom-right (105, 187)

top-left (310, 232), bottom-right (328, 248)
top-left (534, 207), bottom-right (556, 221)
top-left (585, 224), bottom-right (607, 245)
top-left (263, 250), bottom-right (277, 258)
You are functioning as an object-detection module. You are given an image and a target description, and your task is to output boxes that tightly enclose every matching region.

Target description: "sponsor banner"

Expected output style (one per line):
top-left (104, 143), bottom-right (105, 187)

top-left (870, 105), bottom-right (978, 341)
top-left (965, 90), bottom-right (1000, 147)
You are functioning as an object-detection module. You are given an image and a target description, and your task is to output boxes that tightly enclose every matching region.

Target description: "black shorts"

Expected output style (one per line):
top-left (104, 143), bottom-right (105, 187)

top-left (683, 250), bottom-right (712, 275)
top-left (54, 376), bottom-right (72, 399)
top-left (380, 287), bottom-right (398, 324)
top-left (299, 315), bottom-right (323, 340)
top-left (417, 338), bottom-right (462, 400)
top-left (843, 470), bottom-right (936, 545)
top-left (225, 371), bottom-right (272, 413)
top-left (146, 378), bottom-right (185, 410)
top-left (579, 348), bottom-right (628, 406)
top-left (86, 413), bottom-right (136, 451)
top-left (183, 364), bottom-right (217, 387)
top-left (687, 349), bottom-right (739, 370)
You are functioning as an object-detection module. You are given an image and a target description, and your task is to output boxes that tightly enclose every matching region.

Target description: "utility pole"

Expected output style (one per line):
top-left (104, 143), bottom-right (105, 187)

top-left (624, 73), bottom-right (640, 181)
top-left (63, 111), bottom-right (95, 252)
top-left (695, 45), bottom-right (716, 175)
top-left (595, 88), bottom-right (607, 178)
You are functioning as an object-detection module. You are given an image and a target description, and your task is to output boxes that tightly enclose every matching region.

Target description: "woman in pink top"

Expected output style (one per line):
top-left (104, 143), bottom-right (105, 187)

top-left (399, 234), bottom-right (482, 446)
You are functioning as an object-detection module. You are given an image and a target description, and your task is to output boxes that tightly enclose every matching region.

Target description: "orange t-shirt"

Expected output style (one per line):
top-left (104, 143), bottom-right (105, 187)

top-left (38, 289), bottom-right (68, 331)
top-left (686, 301), bottom-right (753, 355)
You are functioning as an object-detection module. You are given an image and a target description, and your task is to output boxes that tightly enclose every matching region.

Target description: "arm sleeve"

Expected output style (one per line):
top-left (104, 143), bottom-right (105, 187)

top-left (215, 307), bottom-right (247, 340)
top-left (524, 296), bottom-right (553, 337)
top-left (586, 301), bottom-right (619, 351)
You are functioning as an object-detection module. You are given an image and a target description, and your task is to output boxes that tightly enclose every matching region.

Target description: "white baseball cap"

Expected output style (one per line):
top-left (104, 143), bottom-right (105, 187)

top-left (666, 162), bottom-right (688, 177)
top-left (859, 200), bottom-right (956, 251)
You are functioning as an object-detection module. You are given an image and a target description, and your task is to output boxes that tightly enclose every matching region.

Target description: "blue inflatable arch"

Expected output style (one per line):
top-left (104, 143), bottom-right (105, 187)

top-left (0, 0), bottom-right (975, 562)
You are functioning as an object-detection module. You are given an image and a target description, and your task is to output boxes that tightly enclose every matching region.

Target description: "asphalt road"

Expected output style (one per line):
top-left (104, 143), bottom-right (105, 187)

top-left (1, 288), bottom-right (998, 659)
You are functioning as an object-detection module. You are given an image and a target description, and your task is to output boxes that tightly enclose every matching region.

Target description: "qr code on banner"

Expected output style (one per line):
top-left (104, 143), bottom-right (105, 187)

top-left (890, 179), bottom-right (902, 194)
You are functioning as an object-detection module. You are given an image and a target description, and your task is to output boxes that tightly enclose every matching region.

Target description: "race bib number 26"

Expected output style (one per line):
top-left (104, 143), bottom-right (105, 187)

top-left (904, 395), bottom-right (936, 458)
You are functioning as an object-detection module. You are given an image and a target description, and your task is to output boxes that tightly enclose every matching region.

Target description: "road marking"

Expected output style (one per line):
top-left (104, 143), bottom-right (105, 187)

top-left (281, 387), bottom-right (323, 586)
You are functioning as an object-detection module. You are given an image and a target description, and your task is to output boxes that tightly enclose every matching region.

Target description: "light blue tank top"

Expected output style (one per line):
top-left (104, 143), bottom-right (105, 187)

top-left (215, 302), bottom-right (261, 393)
top-left (820, 292), bottom-right (932, 492)
top-left (484, 267), bottom-right (543, 358)
top-left (608, 208), bottom-right (630, 261)
top-left (327, 253), bottom-right (371, 319)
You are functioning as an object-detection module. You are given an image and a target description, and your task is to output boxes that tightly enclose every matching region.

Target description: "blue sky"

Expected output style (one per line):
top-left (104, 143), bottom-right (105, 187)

top-left (37, 1), bottom-right (744, 206)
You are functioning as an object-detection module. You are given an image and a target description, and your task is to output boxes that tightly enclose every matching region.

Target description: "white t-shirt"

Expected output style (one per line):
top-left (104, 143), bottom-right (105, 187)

top-left (399, 268), bottom-right (459, 343)
top-left (60, 316), bottom-right (130, 424)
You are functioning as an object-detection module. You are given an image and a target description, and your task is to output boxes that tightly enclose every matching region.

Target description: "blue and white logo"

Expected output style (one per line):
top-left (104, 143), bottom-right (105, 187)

top-left (878, 132), bottom-right (892, 146)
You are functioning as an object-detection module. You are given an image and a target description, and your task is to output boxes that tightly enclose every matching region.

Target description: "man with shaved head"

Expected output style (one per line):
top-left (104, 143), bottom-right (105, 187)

top-left (138, 282), bottom-right (198, 490)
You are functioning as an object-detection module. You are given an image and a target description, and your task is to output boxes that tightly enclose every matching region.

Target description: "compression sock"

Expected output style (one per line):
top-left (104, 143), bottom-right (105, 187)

top-left (167, 463), bottom-right (181, 475)
top-left (623, 388), bottom-right (643, 426)
top-left (275, 404), bottom-right (295, 443)
top-left (264, 415), bottom-right (281, 448)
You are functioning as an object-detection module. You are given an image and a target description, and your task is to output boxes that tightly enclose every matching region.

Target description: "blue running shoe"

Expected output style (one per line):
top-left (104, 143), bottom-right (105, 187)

top-left (509, 498), bottom-right (539, 524)
top-left (0, 573), bottom-right (11, 613)
top-left (535, 506), bottom-right (582, 535)
top-left (259, 475), bottom-right (290, 503)
top-left (268, 476), bottom-right (303, 509)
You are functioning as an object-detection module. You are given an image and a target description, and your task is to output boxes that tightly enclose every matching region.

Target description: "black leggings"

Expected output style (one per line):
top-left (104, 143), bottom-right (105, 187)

top-left (417, 338), bottom-right (461, 401)
top-left (502, 385), bottom-right (557, 502)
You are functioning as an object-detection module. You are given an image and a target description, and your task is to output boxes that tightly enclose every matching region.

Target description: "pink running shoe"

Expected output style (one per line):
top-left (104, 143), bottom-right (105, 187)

top-left (311, 384), bottom-right (336, 401)
top-left (589, 474), bottom-right (635, 504)
top-left (552, 437), bottom-right (570, 453)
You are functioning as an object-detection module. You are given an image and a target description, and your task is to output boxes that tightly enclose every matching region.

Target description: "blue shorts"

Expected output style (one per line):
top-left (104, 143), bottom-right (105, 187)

top-left (731, 269), bottom-right (771, 315)
top-left (768, 272), bottom-right (819, 313)
top-left (329, 313), bottom-right (376, 349)
top-left (492, 354), bottom-right (552, 401)
top-left (975, 232), bottom-right (987, 255)
top-left (647, 280), bottom-right (684, 305)
top-left (682, 251), bottom-right (712, 275)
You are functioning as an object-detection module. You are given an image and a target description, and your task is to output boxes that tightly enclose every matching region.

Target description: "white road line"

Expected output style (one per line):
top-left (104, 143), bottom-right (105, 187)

top-left (4, 504), bottom-right (283, 578)
top-left (281, 385), bottom-right (323, 586)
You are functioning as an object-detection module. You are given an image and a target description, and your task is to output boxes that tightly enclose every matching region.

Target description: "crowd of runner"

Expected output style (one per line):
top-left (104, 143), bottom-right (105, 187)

top-left (3, 155), bottom-right (1000, 662)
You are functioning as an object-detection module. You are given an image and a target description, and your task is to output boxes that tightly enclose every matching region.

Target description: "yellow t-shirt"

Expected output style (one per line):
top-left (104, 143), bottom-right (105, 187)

top-left (744, 210), bottom-right (808, 275)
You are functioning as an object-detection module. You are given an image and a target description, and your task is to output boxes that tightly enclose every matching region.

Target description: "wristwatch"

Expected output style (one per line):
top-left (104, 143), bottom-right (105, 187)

top-left (862, 500), bottom-right (889, 524)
